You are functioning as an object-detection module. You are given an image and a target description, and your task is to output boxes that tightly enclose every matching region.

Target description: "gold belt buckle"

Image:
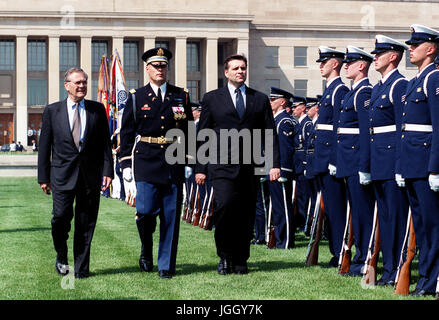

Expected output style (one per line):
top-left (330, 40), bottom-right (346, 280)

top-left (157, 137), bottom-right (166, 144)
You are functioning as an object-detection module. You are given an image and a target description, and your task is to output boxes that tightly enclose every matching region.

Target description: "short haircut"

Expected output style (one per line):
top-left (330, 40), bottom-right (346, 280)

top-left (224, 54), bottom-right (247, 70)
top-left (64, 67), bottom-right (88, 82)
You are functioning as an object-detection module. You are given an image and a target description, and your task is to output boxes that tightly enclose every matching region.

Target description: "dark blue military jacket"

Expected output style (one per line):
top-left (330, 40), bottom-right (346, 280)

top-left (274, 110), bottom-right (296, 179)
top-left (293, 115), bottom-right (313, 175)
top-left (400, 63), bottom-right (439, 179)
top-left (368, 70), bottom-right (408, 180)
top-left (313, 77), bottom-right (349, 174)
top-left (335, 78), bottom-right (372, 178)
top-left (119, 83), bottom-right (193, 185)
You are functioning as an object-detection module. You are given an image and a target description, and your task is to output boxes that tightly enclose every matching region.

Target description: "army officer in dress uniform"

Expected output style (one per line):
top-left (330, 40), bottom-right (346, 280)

top-left (119, 47), bottom-right (193, 279)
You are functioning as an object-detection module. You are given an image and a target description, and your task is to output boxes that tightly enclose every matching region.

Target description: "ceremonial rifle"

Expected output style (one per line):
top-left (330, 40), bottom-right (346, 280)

top-left (305, 191), bottom-right (325, 266)
top-left (259, 177), bottom-right (269, 244)
top-left (203, 189), bottom-right (214, 231)
top-left (394, 208), bottom-right (415, 295)
top-left (187, 185), bottom-right (199, 224)
top-left (194, 185), bottom-right (209, 227)
top-left (267, 198), bottom-right (276, 249)
top-left (182, 183), bottom-right (194, 222)
top-left (191, 185), bottom-right (202, 226)
top-left (304, 197), bottom-right (312, 236)
top-left (338, 201), bottom-right (353, 275)
top-left (362, 202), bottom-right (380, 285)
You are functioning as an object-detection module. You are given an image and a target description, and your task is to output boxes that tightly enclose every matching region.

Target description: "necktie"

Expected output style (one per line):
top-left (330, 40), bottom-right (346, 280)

top-left (235, 88), bottom-right (245, 119)
top-left (157, 87), bottom-right (163, 102)
top-left (72, 103), bottom-right (81, 149)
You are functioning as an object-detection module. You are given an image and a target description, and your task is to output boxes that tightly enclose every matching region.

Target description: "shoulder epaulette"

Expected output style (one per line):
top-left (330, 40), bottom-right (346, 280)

top-left (389, 78), bottom-right (407, 104)
top-left (423, 69), bottom-right (439, 98)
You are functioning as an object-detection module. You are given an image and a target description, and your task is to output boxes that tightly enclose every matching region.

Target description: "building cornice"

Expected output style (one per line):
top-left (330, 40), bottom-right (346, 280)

top-left (0, 11), bottom-right (255, 22)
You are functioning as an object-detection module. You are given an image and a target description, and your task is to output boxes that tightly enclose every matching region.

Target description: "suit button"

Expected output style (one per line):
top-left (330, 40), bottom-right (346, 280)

top-left (371, 138), bottom-right (374, 142)
top-left (405, 102), bottom-right (407, 105)
top-left (161, 126), bottom-right (165, 129)
top-left (161, 116), bottom-right (165, 120)
top-left (370, 118), bottom-right (373, 121)
top-left (144, 115), bottom-right (147, 118)
top-left (160, 145), bottom-right (164, 149)
top-left (424, 142), bottom-right (427, 146)
top-left (388, 145), bottom-right (391, 149)
top-left (351, 146), bottom-right (355, 149)
top-left (337, 140), bottom-right (340, 143)
top-left (402, 135), bottom-right (405, 139)
top-left (403, 112), bottom-right (406, 116)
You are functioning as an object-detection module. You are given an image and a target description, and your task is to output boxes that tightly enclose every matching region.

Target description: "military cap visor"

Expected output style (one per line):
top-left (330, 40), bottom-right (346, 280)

top-left (343, 53), bottom-right (373, 63)
top-left (270, 87), bottom-right (294, 100)
top-left (371, 43), bottom-right (407, 54)
top-left (316, 52), bottom-right (345, 62)
top-left (142, 47), bottom-right (173, 65)
top-left (405, 25), bottom-right (439, 45)
top-left (292, 96), bottom-right (307, 107)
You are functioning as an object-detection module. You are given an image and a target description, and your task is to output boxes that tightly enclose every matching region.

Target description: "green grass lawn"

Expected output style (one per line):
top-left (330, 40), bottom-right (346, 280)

top-left (0, 177), bottom-right (428, 300)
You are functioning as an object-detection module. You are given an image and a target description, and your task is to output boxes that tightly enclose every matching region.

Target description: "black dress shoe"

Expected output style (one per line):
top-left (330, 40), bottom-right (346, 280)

top-left (139, 258), bottom-right (153, 272)
top-left (410, 288), bottom-right (435, 297)
top-left (74, 273), bottom-right (89, 279)
top-left (328, 257), bottom-right (338, 268)
top-left (217, 258), bottom-right (231, 275)
top-left (158, 270), bottom-right (173, 279)
top-left (233, 264), bottom-right (248, 275)
top-left (55, 260), bottom-right (69, 275)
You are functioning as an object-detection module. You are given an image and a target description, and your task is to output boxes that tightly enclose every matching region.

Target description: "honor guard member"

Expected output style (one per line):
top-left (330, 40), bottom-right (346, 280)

top-left (302, 97), bottom-right (320, 234)
top-left (368, 35), bottom-right (410, 286)
top-left (268, 87), bottom-right (296, 249)
top-left (315, 46), bottom-right (349, 266)
top-left (399, 25), bottom-right (439, 297)
top-left (336, 46), bottom-right (375, 276)
top-left (291, 96), bottom-right (313, 232)
top-left (119, 47), bottom-right (193, 279)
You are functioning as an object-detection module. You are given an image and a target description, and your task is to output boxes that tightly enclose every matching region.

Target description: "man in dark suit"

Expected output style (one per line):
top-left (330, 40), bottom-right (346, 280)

top-left (38, 67), bottom-right (113, 279)
top-left (195, 54), bottom-right (281, 275)
top-left (119, 47), bottom-right (193, 279)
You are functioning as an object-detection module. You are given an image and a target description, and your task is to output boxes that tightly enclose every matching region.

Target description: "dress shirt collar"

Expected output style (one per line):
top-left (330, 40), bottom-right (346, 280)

top-left (417, 63), bottom-right (434, 78)
top-left (352, 77), bottom-right (368, 90)
top-left (381, 68), bottom-right (398, 84)
top-left (326, 76), bottom-right (341, 88)
top-left (150, 82), bottom-right (167, 101)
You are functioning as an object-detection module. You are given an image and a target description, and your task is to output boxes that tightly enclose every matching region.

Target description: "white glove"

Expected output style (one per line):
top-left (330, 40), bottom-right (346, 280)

top-left (328, 164), bottom-right (337, 176)
top-left (429, 174), bottom-right (439, 192)
top-left (395, 173), bottom-right (405, 188)
top-left (359, 172), bottom-right (372, 185)
top-left (185, 166), bottom-right (193, 179)
top-left (123, 168), bottom-right (136, 207)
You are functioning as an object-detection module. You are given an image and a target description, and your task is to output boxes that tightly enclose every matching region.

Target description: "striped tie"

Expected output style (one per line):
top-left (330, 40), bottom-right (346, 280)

top-left (72, 103), bottom-right (81, 149)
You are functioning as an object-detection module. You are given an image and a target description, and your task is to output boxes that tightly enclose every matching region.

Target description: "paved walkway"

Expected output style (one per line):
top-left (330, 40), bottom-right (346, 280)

top-left (0, 153), bottom-right (38, 177)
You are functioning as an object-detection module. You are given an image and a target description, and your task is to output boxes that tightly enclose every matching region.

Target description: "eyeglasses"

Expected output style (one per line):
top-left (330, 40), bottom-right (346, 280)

top-left (66, 80), bottom-right (88, 86)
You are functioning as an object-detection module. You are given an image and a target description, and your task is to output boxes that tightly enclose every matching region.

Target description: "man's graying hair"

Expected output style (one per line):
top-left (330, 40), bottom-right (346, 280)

top-left (64, 67), bottom-right (88, 82)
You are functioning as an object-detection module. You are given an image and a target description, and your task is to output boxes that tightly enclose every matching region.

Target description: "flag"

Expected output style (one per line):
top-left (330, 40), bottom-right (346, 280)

top-left (109, 50), bottom-right (128, 138)
top-left (97, 56), bottom-right (110, 119)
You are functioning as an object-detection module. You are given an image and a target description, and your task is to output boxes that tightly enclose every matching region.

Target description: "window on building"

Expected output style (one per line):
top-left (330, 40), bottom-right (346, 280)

top-left (187, 40), bottom-right (202, 102)
top-left (265, 46), bottom-right (279, 67)
top-left (59, 39), bottom-right (79, 100)
top-left (155, 40), bottom-right (169, 50)
top-left (218, 41), bottom-right (233, 88)
top-left (187, 80), bottom-right (200, 102)
top-left (91, 40), bottom-right (110, 100)
top-left (294, 46), bottom-right (307, 67)
top-left (27, 39), bottom-right (47, 106)
top-left (0, 39), bottom-right (16, 106)
top-left (294, 79), bottom-right (307, 97)
top-left (124, 40), bottom-right (141, 90)
top-left (405, 50), bottom-right (416, 69)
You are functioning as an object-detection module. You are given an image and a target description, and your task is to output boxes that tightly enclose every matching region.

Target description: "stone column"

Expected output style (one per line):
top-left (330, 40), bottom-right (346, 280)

top-left (236, 37), bottom-right (249, 84)
top-left (143, 36), bottom-right (156, 85)
top-left (205, 38), bottom-right (218, 92)
top-left (15, 35), bottom-right (28, 146)
top-left (80, 36), bottom-right (92, 99)
top-left (112, 36), bottom-right (124, 66)
top-left (48, 35), bottom-right (60, 104)
top-left (175, 36), bottom-right (187, 88)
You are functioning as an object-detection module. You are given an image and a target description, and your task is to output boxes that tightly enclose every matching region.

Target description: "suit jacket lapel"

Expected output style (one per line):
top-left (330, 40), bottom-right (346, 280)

top-left (220, 85), bottom-right (240, 119)
top-left (81, 100), bottom-right (94, 150)
top-left (242, 85), bottom-right (254, 122)
top-left (58, 99), bottom-right (76, 146)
